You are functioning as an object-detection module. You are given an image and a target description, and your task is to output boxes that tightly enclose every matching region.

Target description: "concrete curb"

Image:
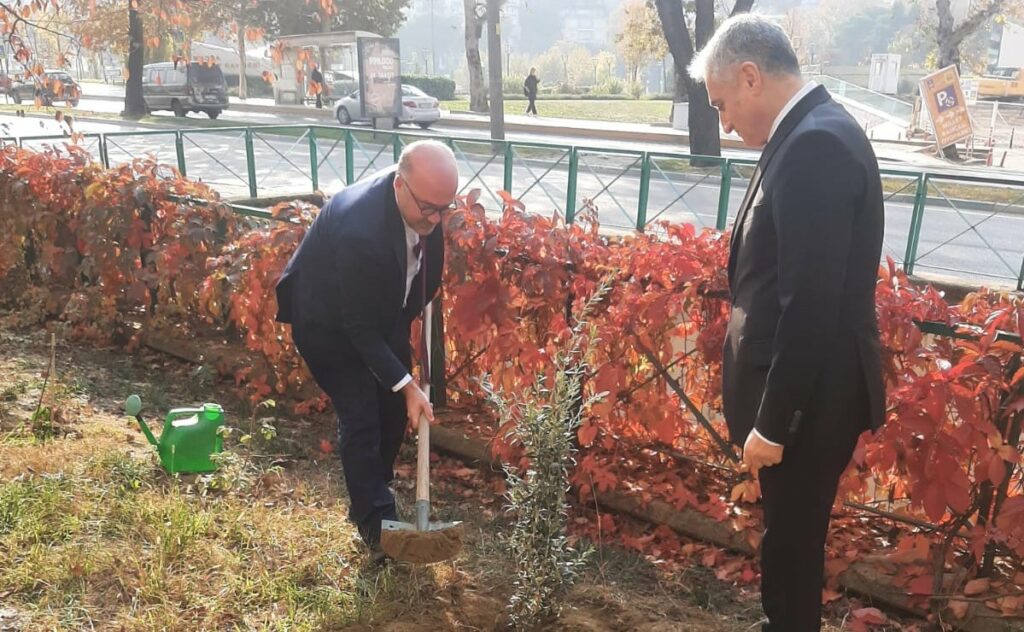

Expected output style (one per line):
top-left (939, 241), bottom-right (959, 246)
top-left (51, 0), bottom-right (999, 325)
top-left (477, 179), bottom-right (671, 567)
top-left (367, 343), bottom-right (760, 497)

top-left (886, 192), bottom-right (1024, 215)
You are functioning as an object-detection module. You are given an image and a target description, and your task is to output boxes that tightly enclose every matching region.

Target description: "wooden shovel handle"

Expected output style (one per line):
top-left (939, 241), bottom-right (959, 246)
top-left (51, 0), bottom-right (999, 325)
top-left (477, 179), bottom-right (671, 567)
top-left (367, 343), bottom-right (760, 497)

top-left (416, 410), bottom-right (430, 504)
top-left (416, 299), bottom-right (433, 505)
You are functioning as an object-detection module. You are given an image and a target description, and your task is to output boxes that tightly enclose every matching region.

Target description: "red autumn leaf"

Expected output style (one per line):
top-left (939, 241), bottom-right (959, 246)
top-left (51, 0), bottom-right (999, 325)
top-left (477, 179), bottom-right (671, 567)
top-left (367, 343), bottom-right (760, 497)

top-left (923, 482), bottom-right (947, 522)
top-left (577, 422), bottom-right (598, 447)
top-left (908, 575), bottom-right (934, 596)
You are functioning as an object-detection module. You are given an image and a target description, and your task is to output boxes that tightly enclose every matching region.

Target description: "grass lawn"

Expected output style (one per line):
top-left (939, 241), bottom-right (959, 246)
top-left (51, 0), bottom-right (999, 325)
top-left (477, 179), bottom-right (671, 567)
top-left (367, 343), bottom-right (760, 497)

top-left (441, 99), bottom-right (673, 125)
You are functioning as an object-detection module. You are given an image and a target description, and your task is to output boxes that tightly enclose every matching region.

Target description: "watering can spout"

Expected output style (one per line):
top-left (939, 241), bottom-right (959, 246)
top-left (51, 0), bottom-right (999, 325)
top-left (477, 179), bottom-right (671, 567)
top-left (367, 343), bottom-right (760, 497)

top-left (125, 394), bottom-right (159, 447)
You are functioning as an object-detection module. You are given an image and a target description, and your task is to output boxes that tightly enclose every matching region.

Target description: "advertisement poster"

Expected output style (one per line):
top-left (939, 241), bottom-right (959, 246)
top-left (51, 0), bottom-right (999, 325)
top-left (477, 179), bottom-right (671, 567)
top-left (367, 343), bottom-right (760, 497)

top-left (356, 37), bottom-right (401, 119)
top-left (919, 65), bottom-right (974, 149)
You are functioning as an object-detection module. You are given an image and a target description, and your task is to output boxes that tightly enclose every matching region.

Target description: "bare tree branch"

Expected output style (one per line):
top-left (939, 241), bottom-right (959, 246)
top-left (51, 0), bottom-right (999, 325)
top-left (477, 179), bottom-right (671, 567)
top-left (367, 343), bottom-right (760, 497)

top-left (0, 2), bottom-right (83, 46)
top-left (950, 0), bottom-right (1006, 45)
top-left (695, 0), bottom-right (715, 51)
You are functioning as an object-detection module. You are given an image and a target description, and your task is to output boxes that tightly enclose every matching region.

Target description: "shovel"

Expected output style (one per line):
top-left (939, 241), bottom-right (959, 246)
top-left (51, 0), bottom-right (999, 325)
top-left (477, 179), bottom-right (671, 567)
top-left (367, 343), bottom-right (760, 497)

top-left (380, 250), bottom-right (463, 564)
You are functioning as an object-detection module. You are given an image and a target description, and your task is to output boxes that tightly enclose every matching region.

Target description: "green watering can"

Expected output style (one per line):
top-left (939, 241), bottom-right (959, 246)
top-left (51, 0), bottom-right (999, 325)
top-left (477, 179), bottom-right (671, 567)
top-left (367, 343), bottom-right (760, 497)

top-left (125, 395), bottom-right (226, 474)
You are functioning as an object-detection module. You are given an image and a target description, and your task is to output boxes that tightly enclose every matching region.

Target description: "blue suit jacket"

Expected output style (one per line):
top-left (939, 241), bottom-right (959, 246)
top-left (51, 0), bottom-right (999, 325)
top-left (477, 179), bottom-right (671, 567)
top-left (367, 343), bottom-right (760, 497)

top-left (275, 170), bottom-right (445, 388)
top-left (722, 86), bottom-right (886, 447)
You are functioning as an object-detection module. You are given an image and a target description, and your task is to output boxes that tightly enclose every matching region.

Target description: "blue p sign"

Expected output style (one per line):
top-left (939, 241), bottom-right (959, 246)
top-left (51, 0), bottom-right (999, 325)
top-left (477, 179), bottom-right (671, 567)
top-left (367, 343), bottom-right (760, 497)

top-left (935, 86), bottom-right (958, 113)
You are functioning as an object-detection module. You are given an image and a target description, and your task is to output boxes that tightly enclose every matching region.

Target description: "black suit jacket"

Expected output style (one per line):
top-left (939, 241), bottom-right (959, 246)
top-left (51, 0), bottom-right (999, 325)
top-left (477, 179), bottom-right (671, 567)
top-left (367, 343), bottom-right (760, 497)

top-left (275, 170), bottom-right (444, 388)
top-left (722, 85), bottom-right (886, 447)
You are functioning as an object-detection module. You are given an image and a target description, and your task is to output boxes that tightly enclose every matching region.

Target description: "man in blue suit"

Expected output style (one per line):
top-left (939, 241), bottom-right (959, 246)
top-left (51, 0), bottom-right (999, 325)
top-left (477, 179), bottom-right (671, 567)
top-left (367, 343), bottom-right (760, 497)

top-left (690, 15), bottom-right (885, 632)
top-left (276, 140), bottom-right (458, 560)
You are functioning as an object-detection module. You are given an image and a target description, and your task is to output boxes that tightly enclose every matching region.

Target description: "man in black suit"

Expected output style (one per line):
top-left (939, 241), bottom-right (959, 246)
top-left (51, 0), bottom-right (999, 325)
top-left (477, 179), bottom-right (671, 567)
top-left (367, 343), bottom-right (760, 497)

top-left (689, 15), bottom-right (886, 632)
top-left (275, 140), bottom-right (457, 560)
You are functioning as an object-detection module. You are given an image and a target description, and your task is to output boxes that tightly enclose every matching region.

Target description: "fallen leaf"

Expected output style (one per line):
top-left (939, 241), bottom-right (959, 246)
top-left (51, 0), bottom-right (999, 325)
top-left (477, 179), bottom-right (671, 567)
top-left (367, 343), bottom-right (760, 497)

top-left (963, 578), bottom-right (990, 596)
top-left (852, 607), bottom-right (887, 625)
top-left (948, 599), bottom-right (969, 619)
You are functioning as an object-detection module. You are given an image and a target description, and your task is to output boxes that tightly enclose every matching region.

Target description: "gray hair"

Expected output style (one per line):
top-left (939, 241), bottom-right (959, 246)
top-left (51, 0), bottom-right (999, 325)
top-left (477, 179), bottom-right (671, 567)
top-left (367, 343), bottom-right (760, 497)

top-left (397, 139), bottom-right (455, 177)
top-left (688, 14), bottom-right (800, 83)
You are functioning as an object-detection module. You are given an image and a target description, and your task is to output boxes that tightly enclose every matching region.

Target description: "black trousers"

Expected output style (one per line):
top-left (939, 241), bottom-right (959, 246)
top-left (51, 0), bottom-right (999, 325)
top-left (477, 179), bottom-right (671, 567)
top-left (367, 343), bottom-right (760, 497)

top-left (293, 326), bottom-right (410, 547)
top-left (756, 408), bottom-right (863, 631)
top-left (526, 97), bottom-right (537, 115)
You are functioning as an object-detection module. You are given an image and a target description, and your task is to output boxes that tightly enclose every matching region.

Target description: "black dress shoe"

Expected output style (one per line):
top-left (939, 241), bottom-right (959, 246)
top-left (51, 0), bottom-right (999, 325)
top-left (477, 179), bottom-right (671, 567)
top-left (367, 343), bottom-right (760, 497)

top-left (368, 543), bottom-right (391, 566)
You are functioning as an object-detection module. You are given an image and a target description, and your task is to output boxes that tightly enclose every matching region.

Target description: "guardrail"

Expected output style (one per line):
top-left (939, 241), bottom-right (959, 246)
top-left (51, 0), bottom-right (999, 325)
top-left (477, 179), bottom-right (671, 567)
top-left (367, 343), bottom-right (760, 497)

top-left (3, 124), bottom-right (1022, 290)
top-left (813, 75), bottom-right (914, 123)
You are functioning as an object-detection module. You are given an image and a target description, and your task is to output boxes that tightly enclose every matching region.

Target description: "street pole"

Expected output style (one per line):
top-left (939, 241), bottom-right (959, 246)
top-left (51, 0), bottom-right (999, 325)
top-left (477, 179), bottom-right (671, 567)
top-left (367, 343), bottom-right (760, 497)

top-left (486, 0), bottom-right (505, 141)
top-left (430, 0), bottom-right (437, 75)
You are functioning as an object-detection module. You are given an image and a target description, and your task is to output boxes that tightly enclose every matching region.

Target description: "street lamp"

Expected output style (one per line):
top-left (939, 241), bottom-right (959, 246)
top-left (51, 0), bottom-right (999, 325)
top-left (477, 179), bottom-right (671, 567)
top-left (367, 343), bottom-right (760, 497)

top-left (430, 0), bottom-right (436, 76)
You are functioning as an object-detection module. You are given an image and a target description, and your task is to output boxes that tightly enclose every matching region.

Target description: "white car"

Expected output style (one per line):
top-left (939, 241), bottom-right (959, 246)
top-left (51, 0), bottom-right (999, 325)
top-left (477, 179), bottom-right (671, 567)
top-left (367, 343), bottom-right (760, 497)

top-left (333, 84), bottom-right (440, 129)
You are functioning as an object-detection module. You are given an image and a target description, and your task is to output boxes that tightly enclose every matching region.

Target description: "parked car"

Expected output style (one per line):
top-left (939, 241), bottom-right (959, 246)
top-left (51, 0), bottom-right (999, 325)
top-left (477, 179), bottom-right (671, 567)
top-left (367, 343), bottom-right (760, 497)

top-left (9, 70), bottom-right (80, 106)
top-left (142, 61), bottom-right (228, 118)
top-left (325, 70), bottom-right (359, 104)
top-left (333, 84), bottom-right (440, 129)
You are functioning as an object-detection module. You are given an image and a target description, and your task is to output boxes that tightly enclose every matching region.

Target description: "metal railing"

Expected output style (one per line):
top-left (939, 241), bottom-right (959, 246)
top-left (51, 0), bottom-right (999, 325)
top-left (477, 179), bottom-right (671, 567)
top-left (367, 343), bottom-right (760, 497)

top-left (813, 75), bottom-right (914, 123)
top-left (4, 123), bottom-right (1023, 290)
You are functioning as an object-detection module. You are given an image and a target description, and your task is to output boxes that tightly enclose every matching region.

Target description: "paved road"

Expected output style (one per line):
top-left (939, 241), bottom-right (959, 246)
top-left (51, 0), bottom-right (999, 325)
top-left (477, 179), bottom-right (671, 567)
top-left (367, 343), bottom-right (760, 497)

top-left (2, 111), bottom-right (1022, 287)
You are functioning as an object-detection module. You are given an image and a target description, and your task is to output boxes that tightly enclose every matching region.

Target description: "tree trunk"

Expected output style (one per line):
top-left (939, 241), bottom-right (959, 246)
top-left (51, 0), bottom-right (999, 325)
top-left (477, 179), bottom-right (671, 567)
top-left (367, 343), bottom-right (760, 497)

top-left (935, 0), bottom-right (959, 69)
top-left (654, 0), bottom-right (755, 159)
top-left (486, 0), bottom-right (505, 139)
top-left (931, 0), bottom-right (1007, 160)
top-left (686, 0), bottom-right (722, 160)
top-left (238, 4), bottom-right (248, 100)
top-left (124, 0), bottom-right (147, 118)
top-left (654, 0), bottom-right (721, 159)
top-left (464, 0), bottom-right (488, 112)
top-left (695, 0), bottom-right (715, 49)
top-left (731, 0), bottom-right (755, 16)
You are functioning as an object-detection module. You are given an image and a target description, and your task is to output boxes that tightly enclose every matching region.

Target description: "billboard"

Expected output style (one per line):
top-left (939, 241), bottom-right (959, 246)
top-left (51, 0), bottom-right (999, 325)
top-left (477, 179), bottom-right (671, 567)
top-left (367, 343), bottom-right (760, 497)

top-left (919, 65), bottom-right (973, 150)
top-left (356, 37), bottom-right (401, 119)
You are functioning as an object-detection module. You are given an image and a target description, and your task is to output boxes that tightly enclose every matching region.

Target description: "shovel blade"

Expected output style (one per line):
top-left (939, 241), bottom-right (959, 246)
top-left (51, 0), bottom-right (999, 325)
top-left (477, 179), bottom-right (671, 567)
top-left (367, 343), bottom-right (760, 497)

top-left (379, 521), bottom-right (465, 564)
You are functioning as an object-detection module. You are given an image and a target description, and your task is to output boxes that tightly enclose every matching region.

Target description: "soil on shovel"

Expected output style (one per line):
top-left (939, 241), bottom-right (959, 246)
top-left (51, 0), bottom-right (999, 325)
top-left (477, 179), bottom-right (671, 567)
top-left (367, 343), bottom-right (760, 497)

top-left (381, 523), bottom-right (465, 565)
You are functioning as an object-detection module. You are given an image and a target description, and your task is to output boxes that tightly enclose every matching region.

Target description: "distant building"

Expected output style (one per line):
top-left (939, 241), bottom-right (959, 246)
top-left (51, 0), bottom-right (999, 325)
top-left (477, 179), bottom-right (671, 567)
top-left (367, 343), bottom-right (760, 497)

top-left (989, 21), bottom-right (1024, 70)
top-left (557, 0), bottom-right (622, 50)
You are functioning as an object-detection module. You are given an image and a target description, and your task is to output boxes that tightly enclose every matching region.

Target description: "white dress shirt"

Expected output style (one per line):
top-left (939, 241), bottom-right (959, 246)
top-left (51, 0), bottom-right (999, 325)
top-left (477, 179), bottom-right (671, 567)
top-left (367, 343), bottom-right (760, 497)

top-left (745, 80), bottom-right (818, 450)
top-left (391, 220), bottom-right (423, 393)
top-left (767, 81), bottom-right (817, 145)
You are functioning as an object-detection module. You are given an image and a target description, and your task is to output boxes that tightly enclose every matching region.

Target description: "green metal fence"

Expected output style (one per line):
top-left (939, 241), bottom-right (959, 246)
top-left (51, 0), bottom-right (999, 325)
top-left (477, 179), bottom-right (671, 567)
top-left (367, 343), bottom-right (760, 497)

top-left (4, 124), bottom-right (1023, 290)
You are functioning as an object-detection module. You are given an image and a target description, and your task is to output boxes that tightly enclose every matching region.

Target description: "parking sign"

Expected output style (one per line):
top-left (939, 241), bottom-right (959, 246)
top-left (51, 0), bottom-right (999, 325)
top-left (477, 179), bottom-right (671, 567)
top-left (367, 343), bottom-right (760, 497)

top-left (919, 65), bottom-right (973, 149)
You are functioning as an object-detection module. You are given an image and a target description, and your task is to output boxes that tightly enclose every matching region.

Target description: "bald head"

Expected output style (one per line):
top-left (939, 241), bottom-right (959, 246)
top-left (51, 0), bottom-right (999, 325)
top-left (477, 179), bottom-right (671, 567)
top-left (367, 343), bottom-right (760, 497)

top-left (393, 140), bottom-right (459, 236)
top-left (398, 140), bottom-right (458, 189)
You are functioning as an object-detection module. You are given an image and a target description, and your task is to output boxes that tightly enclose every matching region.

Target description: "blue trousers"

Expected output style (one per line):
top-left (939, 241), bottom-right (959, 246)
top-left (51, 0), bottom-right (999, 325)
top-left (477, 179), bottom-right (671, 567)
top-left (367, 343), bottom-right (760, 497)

top-left (293, 326), bottom-right (410, 546)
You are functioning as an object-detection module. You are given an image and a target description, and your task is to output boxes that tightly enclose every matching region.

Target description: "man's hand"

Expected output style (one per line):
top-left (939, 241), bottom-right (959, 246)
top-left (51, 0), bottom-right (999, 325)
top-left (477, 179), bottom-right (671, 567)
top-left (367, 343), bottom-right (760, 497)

top-left (401, 382), bottom-right (434, 430)
top-left (743, 431), bottom-right (784, 477)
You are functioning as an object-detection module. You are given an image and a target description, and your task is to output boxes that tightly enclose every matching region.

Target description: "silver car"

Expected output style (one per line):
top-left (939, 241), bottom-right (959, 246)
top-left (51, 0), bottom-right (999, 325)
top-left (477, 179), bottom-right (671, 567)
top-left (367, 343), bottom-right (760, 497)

top-left (333, 84), bottom-right (440, 129)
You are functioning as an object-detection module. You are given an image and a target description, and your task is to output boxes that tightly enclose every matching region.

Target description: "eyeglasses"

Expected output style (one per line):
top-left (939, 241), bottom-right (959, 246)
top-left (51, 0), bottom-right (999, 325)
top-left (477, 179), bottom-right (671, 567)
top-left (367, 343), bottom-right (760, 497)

top-left (400, 175), bottom-right (457, 217)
